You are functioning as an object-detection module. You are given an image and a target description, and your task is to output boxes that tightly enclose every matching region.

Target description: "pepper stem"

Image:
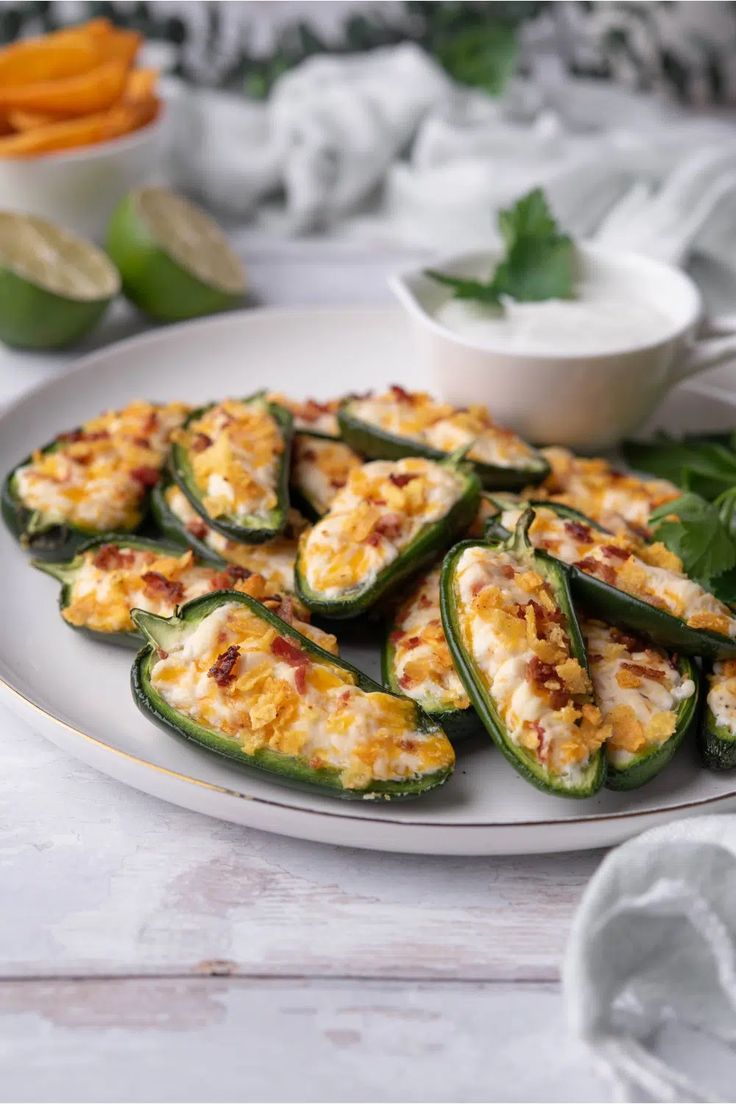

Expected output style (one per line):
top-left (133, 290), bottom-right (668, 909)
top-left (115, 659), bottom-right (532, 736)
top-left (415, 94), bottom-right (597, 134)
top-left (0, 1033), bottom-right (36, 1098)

top-left (508, 507), bottom-right (536, 558)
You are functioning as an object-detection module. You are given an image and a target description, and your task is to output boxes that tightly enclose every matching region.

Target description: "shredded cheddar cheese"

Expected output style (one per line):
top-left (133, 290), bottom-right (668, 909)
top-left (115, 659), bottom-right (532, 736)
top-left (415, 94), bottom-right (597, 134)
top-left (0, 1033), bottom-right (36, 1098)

top-left (267, 393), bottom-right (340, 437)
top-left (707, 659), bottom-right (736, 736)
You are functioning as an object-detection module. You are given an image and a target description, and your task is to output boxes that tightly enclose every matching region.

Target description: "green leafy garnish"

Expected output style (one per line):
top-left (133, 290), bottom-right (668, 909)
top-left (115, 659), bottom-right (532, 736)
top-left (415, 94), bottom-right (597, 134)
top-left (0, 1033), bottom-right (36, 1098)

top-left (623, 434), bottom-right (736, 500)
top-left (426, 188), bottom-right (575, 306)
top-left (649, 493), bottom-right (736, 593)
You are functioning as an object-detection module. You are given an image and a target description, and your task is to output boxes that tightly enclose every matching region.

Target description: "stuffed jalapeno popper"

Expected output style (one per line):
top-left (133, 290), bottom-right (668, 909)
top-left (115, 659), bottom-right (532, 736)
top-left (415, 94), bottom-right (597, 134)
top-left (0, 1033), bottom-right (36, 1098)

top-left (382, 565), bottom-right (480, 743)
top-left (296, 455), bottom-right (480, 618)
top-left (441, 511), bottom-right (608, 797)
top-left (339, 386), bottom-right (548, 489)
top-left (34, 536), bottom-right (329, 648)
top-left (290, 434), bottom-right (363, 519)
top-left (488, 500), bottom-right (736, 658)
top-left (169, 393), bottom-right (292, 543)
top-left (702, 661), bottom-right (736, 771)
top-left (3, 399), bottom-right (188, 558)
top-left (132, 591), bottom-right (454, 799)
top-left (583, 619), bottom-right (699, 789)
top-left (151, 479), bottom-right (304, 597)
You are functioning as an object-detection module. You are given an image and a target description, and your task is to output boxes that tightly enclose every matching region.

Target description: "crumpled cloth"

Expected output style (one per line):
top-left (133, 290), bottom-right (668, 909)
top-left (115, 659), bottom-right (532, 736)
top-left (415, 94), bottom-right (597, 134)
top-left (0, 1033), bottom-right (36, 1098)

top-left (169, 41), bottom-right (736, 271)
top-left (564, 815), bottom-right (736, 1103)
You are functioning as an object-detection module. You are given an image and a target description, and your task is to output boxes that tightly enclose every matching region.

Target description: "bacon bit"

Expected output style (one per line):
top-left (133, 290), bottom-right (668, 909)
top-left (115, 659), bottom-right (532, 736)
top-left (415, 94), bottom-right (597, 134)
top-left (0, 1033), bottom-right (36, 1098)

top-left (372, 498), bottom-right (387, 506)
top-left (500, 563), bottom-right (516, 579)
top-left (529, 721), bottom-right (549, 760)
top-left (132, 436), bottom-right (151, 449)
top-left (527, 656), bottom-right (557, 685)
top-left (208, 644), bottom-right (240, 687)
top-left (627, 521), bottom-right (652, 541)
top-left (93, 544), bottom-right (135, 571)
top-left (300, 447), bottom-right (317, 462)
top-left (339, 689), bottom-right (352, 704)
top-left (418, 594), bottom-right (433, 608)
top-left (610, 627), bottom-right (647, 653)
top-left (208, 571), bottom-right (236, 591)
top-left (602, 544), bottom-right (631, 561)
top-left (276, 595), bottom-right (295, 624)
top-left (141, 571), bottom-right (184, 602)
top-left (227, 565), bottom-right (253, 581)
top-left (564, 519), bottom-right (592, 542)
top-left (191, 433), bottom-right (213, 453)
top-left (299, 399), bottom-right (332, 422)
top-left (389, 473), bottom-right (419, 489)
top-left (330, 478), bottom-right (347, 489)
top-left (389, 630), bottom-right (404, 644)
top-left (390, 384), bottom-right (414, 403)
top-left (142, 410), bottom-right (160, 434)
top-left (271, 635), bottom-right (309, 667)
top-left (405, 636), bottom-right (422, 650)
top-left (621, 661), bottom-right (667, 683)
top-left (527, 598), bottom-right (563, 626)
top-left (309, 756), bottom-right (324, 769)
top-left (186, 518), bottom-right (209, 540)
top-left (130, 466), bottom-right (161, 488)
top-left (471, 579), bottom-right (486, 597)
top-left (157, 648), bottom-right (168, 660)
top-left (399, 673), bottom-right (414, 689)
top-left (58, 429), bottom-right (109, 444)
top-left (399, 738), bottom-right (417, 752)
top-left (575, 557), bottom-right (616, 585)
top-left (294, 665), bottom-right (307, 694)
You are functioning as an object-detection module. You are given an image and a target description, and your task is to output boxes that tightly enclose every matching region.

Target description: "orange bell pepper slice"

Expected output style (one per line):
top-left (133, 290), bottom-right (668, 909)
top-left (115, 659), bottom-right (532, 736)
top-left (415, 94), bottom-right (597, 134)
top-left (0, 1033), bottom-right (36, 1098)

top-left (0, 97), bottom-right (159, 157)
top-left (0, 58), bottom-right (128, 117)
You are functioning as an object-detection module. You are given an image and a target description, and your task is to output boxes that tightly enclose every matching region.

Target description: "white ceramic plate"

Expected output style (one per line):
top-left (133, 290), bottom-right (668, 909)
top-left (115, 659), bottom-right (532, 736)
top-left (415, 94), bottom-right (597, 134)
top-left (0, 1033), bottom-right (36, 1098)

top-left (2, 307), bottom-right (735, 855)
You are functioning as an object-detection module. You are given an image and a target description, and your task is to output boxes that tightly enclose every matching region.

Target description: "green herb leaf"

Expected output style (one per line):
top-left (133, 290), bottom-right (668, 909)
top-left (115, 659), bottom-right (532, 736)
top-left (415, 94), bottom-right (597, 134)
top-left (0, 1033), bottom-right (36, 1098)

top-left (425, 188), bottom-right (574, 307)
top-left (623, 434), bottom-right (736, 500)
top-left (649, 492), bottom-right (736, 587)
top-left (423, 270), bottom-right (502, 304)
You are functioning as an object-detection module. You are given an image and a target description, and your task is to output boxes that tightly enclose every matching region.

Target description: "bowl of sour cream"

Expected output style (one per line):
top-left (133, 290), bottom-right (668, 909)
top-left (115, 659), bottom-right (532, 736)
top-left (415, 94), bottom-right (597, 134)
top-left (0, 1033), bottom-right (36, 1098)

top-left (390, 245), bottom-right (736, 450)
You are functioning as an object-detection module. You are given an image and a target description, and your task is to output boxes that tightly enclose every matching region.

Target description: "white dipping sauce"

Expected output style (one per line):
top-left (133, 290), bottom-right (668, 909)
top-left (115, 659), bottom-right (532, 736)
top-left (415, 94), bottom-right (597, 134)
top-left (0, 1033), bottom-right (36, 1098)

top-left (433, 270), bottom-right (676, 355)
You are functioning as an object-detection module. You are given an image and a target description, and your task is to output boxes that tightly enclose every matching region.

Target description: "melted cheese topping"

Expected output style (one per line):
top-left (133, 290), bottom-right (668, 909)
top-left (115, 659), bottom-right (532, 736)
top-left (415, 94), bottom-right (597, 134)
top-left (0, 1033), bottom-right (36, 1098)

top-left (150, 601), bottom-right (453, 789)
top-left (390, 566), bottom-right (469, 712)
top-left (500, 504), bottom-right (736, 637)
top-left (350, 387), bottom-right (537, 469)
top-left (14, 400), bottom-right (188, 532)
top-left (454, 545), bottom-right (608, 780)
top-left (164, 484), bottom-right (301, 596)
top-left (267, 393), bottom-right (339, 437)
top-left (707, 659), bottom-right (736, 736)
top-left (583, 619), bottom-right (694, 768)
top-left (532, 447), bottom-right (679, 536)
top-left (177, 398), bottom-right (284, 522)
top-left (62, 543), bottom-right (336, 651)
top-left (292, 434), bottom-right (363, 516)
top-left (300, 458), bottom-right (464, 598)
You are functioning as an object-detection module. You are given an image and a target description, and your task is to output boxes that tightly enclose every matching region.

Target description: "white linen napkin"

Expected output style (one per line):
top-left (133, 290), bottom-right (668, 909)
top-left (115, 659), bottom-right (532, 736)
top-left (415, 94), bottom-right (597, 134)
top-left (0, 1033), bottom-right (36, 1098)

top-left (564, 815), bottom-right (736, 1103)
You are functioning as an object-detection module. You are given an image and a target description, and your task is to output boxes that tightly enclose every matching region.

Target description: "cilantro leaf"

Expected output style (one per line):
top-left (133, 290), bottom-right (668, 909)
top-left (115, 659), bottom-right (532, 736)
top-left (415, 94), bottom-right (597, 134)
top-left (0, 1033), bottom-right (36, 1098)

top-left (423, 270), bottom-right (502, 304)
top-left (649, 493), bottom-right (736, 588)
top-left (425, 188), bottom-right (574, 307)
top-left (623, 434), bottom-right (736, 500)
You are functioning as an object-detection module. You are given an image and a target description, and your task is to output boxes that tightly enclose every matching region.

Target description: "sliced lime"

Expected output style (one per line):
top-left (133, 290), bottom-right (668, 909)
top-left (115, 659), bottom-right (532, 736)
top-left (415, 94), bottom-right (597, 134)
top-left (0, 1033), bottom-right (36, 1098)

top-left (0, 211), bottom-right (119, 349)
top-left (106, 187), bottom-right (246, 322)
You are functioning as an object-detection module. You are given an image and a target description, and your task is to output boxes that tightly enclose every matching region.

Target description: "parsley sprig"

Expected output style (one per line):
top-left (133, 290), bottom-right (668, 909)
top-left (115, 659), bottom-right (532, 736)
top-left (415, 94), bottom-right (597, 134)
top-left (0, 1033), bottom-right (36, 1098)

top-left (426, 189), bottom-right (575, 306)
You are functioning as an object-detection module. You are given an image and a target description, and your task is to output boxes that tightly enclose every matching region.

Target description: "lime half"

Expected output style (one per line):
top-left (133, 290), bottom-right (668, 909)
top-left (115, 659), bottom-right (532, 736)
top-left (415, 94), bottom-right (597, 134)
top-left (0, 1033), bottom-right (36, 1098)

top-left (106, 187), bottom-right (246, 322)
top-left (0, 212), bottom-right (119, 349)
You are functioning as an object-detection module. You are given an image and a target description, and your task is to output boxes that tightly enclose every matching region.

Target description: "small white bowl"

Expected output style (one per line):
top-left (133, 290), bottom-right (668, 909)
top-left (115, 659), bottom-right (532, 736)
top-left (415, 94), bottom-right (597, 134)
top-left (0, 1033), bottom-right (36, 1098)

top-left (390, 244), bottom-right (736, 450)
top-left (0, 105), bottom-right (168, 243)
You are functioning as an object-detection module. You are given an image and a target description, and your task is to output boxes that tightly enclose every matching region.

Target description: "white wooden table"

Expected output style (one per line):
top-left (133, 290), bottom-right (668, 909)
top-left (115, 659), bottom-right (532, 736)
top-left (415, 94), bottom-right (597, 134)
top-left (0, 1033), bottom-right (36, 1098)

top-left (0, 244), bottom-right (610, 1103)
